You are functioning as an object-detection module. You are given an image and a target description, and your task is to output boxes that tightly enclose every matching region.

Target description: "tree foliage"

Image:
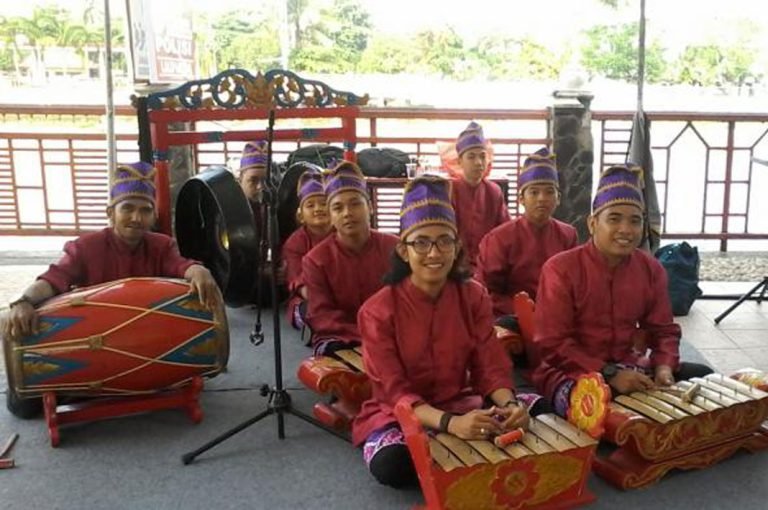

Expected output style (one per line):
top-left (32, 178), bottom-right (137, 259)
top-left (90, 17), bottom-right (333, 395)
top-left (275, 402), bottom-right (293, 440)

top-left (580, 22), bottom-right (667, 83)
top-left (674, 44), bottom-right (758, 87)
top-left (0, 0), bottom-right (763, 91)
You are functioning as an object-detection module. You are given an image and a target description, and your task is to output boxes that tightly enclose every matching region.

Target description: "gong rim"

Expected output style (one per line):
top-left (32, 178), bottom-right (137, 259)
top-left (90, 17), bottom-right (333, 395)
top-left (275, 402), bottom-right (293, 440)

top-left (174, 166), bottom-right (258, 307)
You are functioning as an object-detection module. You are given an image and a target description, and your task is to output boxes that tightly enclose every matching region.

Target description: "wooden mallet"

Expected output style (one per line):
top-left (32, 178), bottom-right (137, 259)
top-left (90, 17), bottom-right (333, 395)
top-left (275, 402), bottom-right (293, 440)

top-left (0, 433), bottom-right (19, 469)
top-left (494, 428), bottom-right (525, 447)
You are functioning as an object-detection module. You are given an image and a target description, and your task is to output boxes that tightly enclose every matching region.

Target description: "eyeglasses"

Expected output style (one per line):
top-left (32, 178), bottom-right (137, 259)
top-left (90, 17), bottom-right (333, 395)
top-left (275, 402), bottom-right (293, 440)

top-left (403, 236), bottom-right (458, 254)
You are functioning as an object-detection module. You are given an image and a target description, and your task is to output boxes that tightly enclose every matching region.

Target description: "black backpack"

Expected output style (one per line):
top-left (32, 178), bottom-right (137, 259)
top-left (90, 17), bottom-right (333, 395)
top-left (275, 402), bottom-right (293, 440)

top-left (357, 147), bottom-right (409, 178)
top-left (287, 144), bottom-right (345, 169)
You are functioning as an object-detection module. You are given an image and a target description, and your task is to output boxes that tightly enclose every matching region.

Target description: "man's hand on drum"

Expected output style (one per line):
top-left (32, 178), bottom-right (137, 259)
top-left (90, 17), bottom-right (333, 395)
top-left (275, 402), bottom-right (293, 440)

top-left (654, 365), bottom-right (675, 386)
top-left (609, 369), bottom-right (655, 394)
top-left (448, 409), bottom-right (503, 440)
top-left (185, 265), bottom-right (222, 310)
top-left (2, 301), bottom-right (38, 340)
top-left (492, 403), bottom-right (530, 432)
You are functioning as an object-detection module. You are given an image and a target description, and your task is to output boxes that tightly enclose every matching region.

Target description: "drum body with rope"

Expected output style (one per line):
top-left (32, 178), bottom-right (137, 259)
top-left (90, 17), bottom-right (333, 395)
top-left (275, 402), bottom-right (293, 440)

top-left (4, 278), bottom-right (229, 407)
top-left (595, 373), bottom-right (768, 489)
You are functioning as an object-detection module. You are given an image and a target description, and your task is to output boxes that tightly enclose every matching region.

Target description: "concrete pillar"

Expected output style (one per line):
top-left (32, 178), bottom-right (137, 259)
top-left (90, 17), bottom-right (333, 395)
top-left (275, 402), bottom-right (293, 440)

top-left (551, 90), bottom-right (594, 242)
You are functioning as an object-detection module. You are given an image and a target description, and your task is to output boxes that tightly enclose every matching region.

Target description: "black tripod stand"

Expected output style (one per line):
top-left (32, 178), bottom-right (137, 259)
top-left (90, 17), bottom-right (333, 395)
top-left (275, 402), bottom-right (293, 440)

top-left (714, 276), bottom-right (768, 324)
top-left (181, 112), bottom-right (347, 465)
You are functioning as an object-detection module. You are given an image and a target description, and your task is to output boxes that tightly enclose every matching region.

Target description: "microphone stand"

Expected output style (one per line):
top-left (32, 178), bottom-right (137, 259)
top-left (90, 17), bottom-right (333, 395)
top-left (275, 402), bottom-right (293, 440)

top-left (181, 110), bottom-right (347, 465)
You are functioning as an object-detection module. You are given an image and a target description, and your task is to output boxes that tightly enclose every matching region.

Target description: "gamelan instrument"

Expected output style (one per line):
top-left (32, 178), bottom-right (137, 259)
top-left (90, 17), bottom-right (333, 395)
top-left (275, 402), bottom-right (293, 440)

top-left (3, 277), bottom-right (229, 444)
top-left (4, 277), bottom-right (228, 399)
top-left (297, 347), bottom-right (371, 430)
top-left (395, 401), bottom-right (598, 510)
top-left (175, 166), bottom-right (259, 307)
top-left (595, 373), bottom-right (768, 489)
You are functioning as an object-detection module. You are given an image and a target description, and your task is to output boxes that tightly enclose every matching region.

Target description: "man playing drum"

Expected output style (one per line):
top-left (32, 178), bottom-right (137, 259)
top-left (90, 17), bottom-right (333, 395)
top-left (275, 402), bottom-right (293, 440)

top-left (450, 121), bottom-right (509, 272)
top-left (475, 148), bottom-right (578, 361)
top-left (353, 176), bottom-right (546, 488)
top-left (2, 161), bottom-right (221, 341)
top-left (302, 161), bottom-right (398, 356)
top-left (531, 164), bottom-right (712, 417)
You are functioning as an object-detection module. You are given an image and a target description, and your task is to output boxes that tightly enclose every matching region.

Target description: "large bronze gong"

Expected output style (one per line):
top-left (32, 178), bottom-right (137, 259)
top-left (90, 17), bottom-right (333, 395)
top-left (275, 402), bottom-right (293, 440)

top-left (175, 166), bottom-right (258, 307)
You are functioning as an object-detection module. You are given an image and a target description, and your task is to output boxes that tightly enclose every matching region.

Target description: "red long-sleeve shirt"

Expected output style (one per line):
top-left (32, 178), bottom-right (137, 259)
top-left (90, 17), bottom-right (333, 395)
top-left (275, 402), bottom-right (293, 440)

top-left (38, 228), bottom-right (197, 293)
top-left (302, 231), bottom-right (398, 347)
top-left (476, 216), bottom-right (578, 315)
top-left (352, 278), bottom-right (513, 445)
top-left (531, 242), bottom-right (681, 399)
top-left (282, 226), bottom-right (332, 325)
top-left (451, 178), bottom-right (509, 272)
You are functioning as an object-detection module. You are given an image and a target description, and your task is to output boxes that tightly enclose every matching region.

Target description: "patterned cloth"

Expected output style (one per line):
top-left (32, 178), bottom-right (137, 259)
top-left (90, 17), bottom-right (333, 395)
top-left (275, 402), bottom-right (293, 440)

top-left (239, 140), bottom-right (268, 172)
top-left (518, 147), bottom-right (558, 194)
top-left (455, 121), bottom-right (487, 156)
top-left (323, 161), bottom-right (368, 202)
top-left (399, 175), bottom-right (456, 239)
top-left (363, 425), bottom-right (406, 466)
top-left (297, 168), bottom-right (325, 206)
top-left (592, 164), bottom-right (644, 215)
top-left (110, 162), bottom-right (156, 206)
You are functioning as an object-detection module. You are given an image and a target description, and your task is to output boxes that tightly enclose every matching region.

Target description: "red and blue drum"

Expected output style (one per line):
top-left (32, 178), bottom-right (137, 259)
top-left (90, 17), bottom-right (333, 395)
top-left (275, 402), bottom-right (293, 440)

top-left (4, 277), bottom-right (229, 399)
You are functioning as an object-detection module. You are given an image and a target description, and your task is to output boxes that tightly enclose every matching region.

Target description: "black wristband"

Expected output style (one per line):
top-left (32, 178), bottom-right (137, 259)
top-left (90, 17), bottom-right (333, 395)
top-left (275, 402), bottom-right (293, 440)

top-left (438, 412), bottom-right (454, 433)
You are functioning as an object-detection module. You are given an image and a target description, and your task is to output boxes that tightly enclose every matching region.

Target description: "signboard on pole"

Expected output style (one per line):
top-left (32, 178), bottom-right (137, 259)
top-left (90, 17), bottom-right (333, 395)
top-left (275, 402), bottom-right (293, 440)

top-left (126, 0), bottom-right (195, 84)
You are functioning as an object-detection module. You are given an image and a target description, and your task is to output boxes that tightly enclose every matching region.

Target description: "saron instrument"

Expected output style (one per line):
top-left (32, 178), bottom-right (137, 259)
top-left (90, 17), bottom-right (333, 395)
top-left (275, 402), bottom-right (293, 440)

top-left (595, 373), bottom-right (768, 489)
top-left (395, 400), bottom-right (599, 510)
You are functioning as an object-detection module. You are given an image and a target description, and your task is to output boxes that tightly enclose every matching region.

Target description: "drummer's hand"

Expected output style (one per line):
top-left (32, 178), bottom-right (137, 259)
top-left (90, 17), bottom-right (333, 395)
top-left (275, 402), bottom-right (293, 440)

top-left (2, 302), bottom-right (39, 339)
top-left (493, 404), bottom-right (530, 432)
top-left (609, 369), bottom-right (655, 394)
top-left (448, 409), bottom-right (502, 440)
top-left (654, 365), bottom-right (675, 386)
top-left (185, 265), bottom-right (222, 310)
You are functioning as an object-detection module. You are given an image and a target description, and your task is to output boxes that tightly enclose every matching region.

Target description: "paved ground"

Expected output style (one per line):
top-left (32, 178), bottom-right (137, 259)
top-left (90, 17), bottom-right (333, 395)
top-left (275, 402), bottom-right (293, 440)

top-left (1, 248), bottom-right (768, 510)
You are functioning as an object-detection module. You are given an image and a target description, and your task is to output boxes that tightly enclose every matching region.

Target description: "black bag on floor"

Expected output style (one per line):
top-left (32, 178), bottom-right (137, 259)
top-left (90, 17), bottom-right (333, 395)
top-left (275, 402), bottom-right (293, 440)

top-left (357, 147), bottom-right (409, 178)
top-left (287, 144), bottom-right (345, 169)
top-left (655, 242), bottom-right (703, 316)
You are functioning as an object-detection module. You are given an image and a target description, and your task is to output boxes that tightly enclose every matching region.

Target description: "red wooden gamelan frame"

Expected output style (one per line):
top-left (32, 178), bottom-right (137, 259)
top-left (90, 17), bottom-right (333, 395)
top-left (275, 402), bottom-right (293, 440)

top-left (140, 69), bottom-right (367, 234)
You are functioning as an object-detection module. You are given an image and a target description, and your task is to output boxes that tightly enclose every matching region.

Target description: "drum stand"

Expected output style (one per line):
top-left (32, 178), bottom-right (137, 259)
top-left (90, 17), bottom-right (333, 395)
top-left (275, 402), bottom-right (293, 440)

top-left (181, 113), bottom-right (347, 465)
top-left (714, 276), bottom-right (768, 324)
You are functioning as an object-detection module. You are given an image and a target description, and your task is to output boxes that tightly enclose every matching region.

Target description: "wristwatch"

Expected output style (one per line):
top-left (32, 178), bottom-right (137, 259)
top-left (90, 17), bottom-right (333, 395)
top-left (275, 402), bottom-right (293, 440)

top-left (600, 362), bottom-right (619, 381)
top-left (8, 295), bottom-right (32, 309)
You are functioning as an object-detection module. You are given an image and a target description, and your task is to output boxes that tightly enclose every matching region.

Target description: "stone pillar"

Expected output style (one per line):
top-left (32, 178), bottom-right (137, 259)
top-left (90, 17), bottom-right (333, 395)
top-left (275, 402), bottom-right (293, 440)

top-left (133, 84), bottom-right (196, 235)
top-left (551, 90), bottom-right (594, 242)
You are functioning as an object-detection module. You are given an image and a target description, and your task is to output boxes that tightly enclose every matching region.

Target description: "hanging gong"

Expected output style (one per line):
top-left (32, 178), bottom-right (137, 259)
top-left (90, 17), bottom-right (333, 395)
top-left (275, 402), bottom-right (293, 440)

top-left (175, 166), bottom-right (258, 307)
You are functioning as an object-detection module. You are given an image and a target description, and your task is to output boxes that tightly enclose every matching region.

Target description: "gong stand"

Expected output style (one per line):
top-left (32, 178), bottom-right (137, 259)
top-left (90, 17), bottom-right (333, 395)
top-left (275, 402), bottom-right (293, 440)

top-left (181, 111), bottom-right (347, 466)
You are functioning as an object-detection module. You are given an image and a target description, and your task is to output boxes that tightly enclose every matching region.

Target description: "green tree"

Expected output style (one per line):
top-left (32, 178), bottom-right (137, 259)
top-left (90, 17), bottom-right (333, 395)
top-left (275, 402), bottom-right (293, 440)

top-left (211, 10), bottom-right (281, 71)
top-left (674, 44), bottom-right (758, 87)
top-left (471, 35), bottom-right (565, 80)
top-left (0, 16), bottom-right (24, 78)
top-left (289, 0), bottom-right (371, 73)
top-left (580, 22), bottom-right (666, 83)
top-left (412, 28), bottom-right (465, 77)
top-left (358, 35), bottom-right (418, 74)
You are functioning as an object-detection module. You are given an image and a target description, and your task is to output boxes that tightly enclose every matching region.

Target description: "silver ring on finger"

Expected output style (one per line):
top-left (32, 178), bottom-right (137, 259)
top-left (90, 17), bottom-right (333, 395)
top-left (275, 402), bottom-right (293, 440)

top-left (480, 428), bottom-right (487, 435)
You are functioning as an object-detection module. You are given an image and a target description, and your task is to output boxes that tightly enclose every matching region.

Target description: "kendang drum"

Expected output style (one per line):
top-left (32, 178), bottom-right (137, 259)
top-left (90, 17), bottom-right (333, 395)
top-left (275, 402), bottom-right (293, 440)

top-left (4, 277), bottom-right (229, 407)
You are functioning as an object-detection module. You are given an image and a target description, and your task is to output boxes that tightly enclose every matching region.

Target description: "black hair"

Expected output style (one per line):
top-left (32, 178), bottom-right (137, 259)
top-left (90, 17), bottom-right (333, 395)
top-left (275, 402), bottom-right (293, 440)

top-left (382, 244), bottom-right (471, 285)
